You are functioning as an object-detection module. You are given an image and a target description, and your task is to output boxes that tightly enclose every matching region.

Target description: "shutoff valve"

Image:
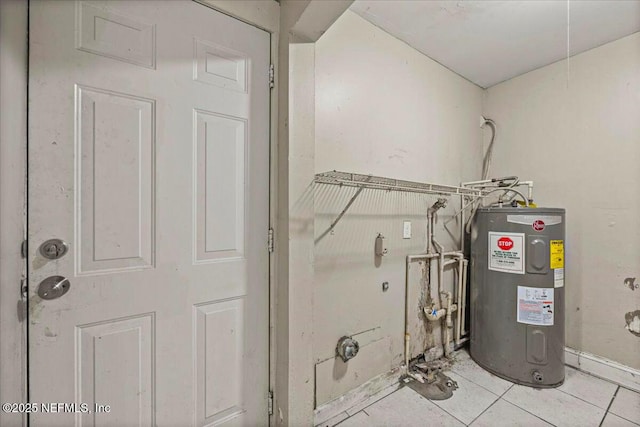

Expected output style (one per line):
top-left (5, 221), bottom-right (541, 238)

top-left (336, 336), bottom-right (360, 362)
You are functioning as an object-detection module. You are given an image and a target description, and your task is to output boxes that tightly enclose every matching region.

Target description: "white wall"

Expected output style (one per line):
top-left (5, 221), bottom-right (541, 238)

top-left (0, 1), bottom-right (28, 425)
top-left (483, 32), bottom-right (640, 369)
top-left (312, 10), bottom-right (484, 405)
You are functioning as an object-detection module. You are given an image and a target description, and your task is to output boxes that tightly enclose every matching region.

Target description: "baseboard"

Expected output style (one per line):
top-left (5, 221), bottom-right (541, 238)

top-left (565, 347), bottom-right (640, 393)
top-left (314, 367), bottom-right (401, 426)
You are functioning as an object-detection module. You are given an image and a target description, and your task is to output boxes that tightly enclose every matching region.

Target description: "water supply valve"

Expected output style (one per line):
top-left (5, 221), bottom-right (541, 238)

top-left (336, 336), bottom-right (360, 362)
top-left (532, 371), bottom-right (544, 383)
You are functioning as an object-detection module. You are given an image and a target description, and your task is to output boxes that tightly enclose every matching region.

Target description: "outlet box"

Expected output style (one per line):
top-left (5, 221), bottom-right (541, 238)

top-left (403, 221), bottom-right (411, 239)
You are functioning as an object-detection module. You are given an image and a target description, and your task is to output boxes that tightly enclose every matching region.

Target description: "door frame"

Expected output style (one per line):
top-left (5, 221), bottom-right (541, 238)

top-left (0, 0), bottom-right (279, 425)
top-left (0, 1), bottom-right (29, 426)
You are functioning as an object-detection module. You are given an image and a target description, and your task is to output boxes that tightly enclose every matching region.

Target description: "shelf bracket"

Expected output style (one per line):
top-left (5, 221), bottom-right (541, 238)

top-left (314, 175), bottom-right (372, 244)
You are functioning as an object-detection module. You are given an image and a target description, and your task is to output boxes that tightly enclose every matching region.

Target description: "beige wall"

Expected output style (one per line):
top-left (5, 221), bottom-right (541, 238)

top-left (483, 32), bottom-right (640, 369)
top-left (285, 41), bottom-right (317, 423)
top-left (312, 10), bottom-right (484, 405)
top-left (277, 1), bottom-right (351, 423)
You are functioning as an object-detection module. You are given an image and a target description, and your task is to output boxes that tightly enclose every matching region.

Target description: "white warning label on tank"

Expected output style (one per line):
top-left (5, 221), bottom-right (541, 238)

top-left (554, 268), bottom-right (565, 288)
top-left (488, 232), bottom-right (525, 274)
top-left (517, 286), bottom-right (554, 326)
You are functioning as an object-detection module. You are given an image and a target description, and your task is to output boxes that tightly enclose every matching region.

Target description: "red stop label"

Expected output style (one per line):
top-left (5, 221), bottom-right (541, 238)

top-left (497, 237), bottom-right (514, 250)
top-left (532, 220), bottom-right (545, 231)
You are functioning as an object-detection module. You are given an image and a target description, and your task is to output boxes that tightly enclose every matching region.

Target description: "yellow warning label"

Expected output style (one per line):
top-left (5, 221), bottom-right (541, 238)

top-left (550, 240), bottom-right (564, 269)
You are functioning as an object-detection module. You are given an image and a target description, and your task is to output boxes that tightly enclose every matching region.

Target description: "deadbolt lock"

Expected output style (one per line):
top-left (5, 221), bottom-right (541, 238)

top-left (39, 239), bottom-right (69, 260)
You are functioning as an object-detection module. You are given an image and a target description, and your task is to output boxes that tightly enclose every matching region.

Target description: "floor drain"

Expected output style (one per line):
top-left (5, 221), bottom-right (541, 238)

top-left (406, 372), bottom-right (459, 400)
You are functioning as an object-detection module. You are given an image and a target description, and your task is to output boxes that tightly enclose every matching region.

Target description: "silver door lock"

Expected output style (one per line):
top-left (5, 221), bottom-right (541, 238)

top-left (39, 239), bottom-right (69, 260)
top-left (37, 276), bottom-right (71, 300)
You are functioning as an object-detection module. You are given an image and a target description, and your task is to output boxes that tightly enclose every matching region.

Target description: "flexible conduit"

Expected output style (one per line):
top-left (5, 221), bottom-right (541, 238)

top-left (481, 118), bottom-right (497, 180)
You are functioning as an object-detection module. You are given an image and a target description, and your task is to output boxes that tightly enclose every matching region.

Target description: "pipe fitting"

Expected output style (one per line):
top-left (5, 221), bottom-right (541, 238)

top-left (424, 303), bottom-right (457, 322)
top-left (424, 307), bottom-right (446, 321)
top-left (429, 198), bottom-right (448, 214)
top-left (440, 292), bottom-right (452, 325)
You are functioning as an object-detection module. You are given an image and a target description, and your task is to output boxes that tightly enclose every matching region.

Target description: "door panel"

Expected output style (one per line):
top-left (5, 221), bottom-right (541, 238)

top-left (194, 109), bottom-right (246, 262)
top-left (76, 314), bottom-right (155, 426)
top-left (76, 85), bottom-right (156, 274)
top-left (28, 1), bottom-right (270, 426)
top-left (195, 299), bottom-right (246, 425)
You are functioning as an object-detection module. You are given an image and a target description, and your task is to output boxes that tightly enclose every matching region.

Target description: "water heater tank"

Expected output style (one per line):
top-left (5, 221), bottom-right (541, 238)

top-left (470, 207), bottom-right (565, 387)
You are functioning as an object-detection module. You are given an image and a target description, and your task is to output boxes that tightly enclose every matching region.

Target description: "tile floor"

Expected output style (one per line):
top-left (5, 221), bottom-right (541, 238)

top-left (324, 350), bottom-right (640, 427)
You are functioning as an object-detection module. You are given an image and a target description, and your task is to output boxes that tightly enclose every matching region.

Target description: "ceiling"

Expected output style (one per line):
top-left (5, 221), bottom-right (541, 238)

top-left (350, 0), bottom-right (640, 88)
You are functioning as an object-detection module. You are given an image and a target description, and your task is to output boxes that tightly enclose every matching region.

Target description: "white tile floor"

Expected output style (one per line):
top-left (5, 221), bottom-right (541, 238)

top-left (325, 350), bottom-right (640, 427)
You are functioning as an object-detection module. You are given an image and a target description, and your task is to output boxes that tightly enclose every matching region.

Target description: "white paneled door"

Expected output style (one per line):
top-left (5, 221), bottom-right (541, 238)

top-left (28, 1), bottom-right (270, 426)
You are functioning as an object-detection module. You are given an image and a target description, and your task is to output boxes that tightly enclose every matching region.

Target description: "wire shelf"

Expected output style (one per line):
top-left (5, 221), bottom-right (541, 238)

top-left (314, 171), bottom-right (484, 198)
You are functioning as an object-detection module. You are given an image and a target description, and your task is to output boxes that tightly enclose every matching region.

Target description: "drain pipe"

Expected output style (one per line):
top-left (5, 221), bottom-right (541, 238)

top-left (405, 198), bottom-right (469, 368)
top-left (429, 198), bottom-right (456, 358)
top-left (406, 251), bottom-right (463, 368)
top-left (432, 226), bottom-right (448, 357)
top-left (442, 291), bottom-right (453, 357)
top-left (425, 291), bottom-right (457, 359)
top-left (404, 254), bottom-right (428, 383)
top-left (455, 257), bottom-right (464, 346)
top-left (404, 255), bottom-right (411, 370)
top-left (422, 257), bottom-right (462, 356)
top-left (460, 259), bottom-right (469, 338)
top-left (426, 209), bottom-right (433, 254)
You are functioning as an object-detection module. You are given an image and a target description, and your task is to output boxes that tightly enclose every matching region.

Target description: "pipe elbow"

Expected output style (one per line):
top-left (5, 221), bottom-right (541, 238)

top-left (432, 239), bottom-right (444, 253)
top-left (424, 307), bottom-right (446, 321)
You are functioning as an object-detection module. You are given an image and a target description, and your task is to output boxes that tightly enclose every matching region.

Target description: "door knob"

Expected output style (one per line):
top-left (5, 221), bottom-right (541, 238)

top-left (37, 276), bottom-right (71, 300)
